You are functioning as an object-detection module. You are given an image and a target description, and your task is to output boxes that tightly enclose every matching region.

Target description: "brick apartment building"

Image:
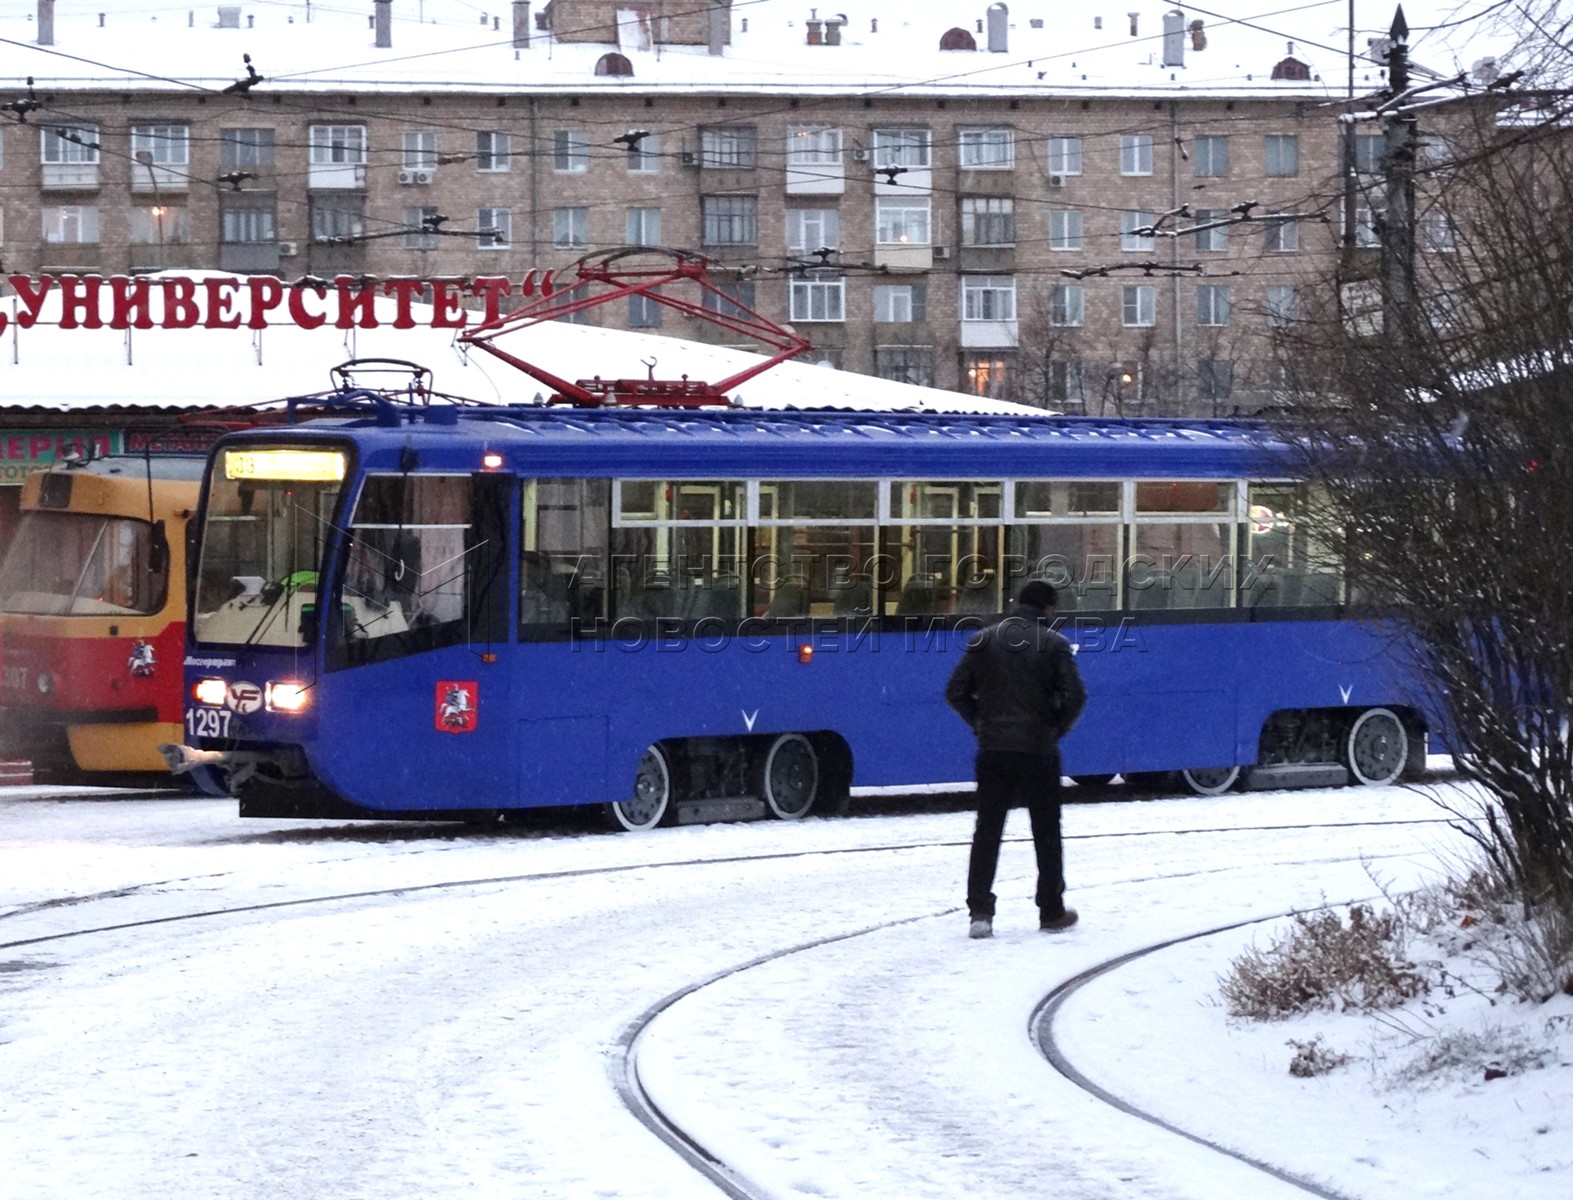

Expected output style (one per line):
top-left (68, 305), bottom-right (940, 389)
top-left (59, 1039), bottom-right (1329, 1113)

top-left (0, 0), bottom-right (1433, 413)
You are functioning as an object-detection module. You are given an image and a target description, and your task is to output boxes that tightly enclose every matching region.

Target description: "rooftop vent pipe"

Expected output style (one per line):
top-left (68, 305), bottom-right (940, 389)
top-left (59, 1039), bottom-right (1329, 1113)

top-left (707, 0), bottom-right (726, 55)
top-left (38, 0), bottom-right (54, 45)
top-left (512, 0), bottom-right (529, 48)
top-left (1162, 9), bottom-right (1184, 67)
top-left (374, 0), bottom-right (392, 48)
top-left (986, 3), bottom-right (1008, 53)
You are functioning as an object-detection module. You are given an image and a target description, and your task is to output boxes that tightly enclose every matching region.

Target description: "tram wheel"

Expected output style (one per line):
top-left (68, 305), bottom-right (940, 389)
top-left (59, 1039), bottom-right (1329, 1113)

top-left (759, 733), bottom-right (819, 820)
top-left (608, 745), bottom-right (673, 832)
top-left (1180, 765), bottom-right (1242, 796)
top-left (1345, 708), bottom-right (1408, 786)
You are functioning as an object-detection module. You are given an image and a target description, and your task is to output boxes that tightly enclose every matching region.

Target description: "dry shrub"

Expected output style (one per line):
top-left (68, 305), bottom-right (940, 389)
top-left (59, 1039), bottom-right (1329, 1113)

top-left (1219, 904), bottom-right (1429, 1020)
top-left (1387, 1024), bottom-right (1555, 1088)
top-left (1287, 1035), bottom-right (1352, 1077)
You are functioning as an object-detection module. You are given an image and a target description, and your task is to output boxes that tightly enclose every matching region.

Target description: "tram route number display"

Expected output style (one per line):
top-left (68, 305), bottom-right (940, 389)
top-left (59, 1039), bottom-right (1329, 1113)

top-left (185, 707), bottom-right (233, 740)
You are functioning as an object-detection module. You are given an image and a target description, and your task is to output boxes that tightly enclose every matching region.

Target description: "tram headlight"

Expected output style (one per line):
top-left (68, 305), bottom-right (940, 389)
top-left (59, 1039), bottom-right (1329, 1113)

top-left (35, 672), bottom-right (52, 696)
top-left (192, 678), bottom-right (228, 707)
top-left (266, 681), bottom-right (310, 714)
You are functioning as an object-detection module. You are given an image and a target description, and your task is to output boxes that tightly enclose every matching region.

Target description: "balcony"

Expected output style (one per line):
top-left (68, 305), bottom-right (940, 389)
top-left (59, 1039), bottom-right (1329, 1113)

top-left (41, 163), bottom-right (99, 191)
top-left (785, 161), bottom-right (846, 196)
top-left (874, 244), bottom-right (933, 271)
top-left (220, 243), bottom-right (284, 274)
top-left (130, 164), bottom-right (189, 193)
top-left (309, 162), bottom-right (367, 190)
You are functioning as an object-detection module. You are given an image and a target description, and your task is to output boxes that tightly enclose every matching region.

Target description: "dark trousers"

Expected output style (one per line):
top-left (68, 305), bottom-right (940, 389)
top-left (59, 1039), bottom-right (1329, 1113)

top-left (966, 748), bottom-right (1066, 920)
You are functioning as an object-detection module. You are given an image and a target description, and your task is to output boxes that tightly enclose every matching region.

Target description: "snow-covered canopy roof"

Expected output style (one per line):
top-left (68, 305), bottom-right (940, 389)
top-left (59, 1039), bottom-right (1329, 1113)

top-left (0, 1), bottom-right (1521, 100)
top-left (0, 271), bottom-right (1045, 415)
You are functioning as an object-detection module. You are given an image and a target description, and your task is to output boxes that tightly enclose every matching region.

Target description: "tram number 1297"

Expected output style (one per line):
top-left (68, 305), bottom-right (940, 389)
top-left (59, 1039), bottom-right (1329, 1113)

top-left (184, 707), bottom-right (233, 739)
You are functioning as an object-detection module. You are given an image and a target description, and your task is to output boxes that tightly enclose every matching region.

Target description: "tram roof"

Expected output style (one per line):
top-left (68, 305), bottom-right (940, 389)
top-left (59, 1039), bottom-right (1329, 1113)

top-left (264, 406), bottom-right (1299, 480)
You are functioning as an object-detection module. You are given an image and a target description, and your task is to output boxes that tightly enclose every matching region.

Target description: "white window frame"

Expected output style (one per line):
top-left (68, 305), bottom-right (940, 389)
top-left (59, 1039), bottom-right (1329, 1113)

top-left (787, 125), bottom-right (842, 165)
top-left (875, 197), bottom-right (931, 245)
top-left (961, 196), bottom-right (1014, 247)
top-left (1265, 216), bottom-right (1300, 253)
top-left (872, 127), bottom-right (930, 169)
top-left (1196, 284), bottom-right (1231, 327)
top-left (1193, 209), bottom-right (1229, 252)
top-left (403, 205), bottom-right (440, 250)
top-left (1265, 285), bottom-right (1300, 327)
top-left (1048, 210), bottom-right (1083, 252)
top-left (41, 125), bottom-right (99, 165)
top-left (476, 130), bottom-right (510, 172)
top-left (874, 284), bottom-right (923, 323)
top-left (1120, 134), bottom-right (1153, 176)
top-left (961, 275), bottom-right (1016, 322)
top-left (1049, 284), bottom-right (1084, 327)
top-left (627, 132), bottom-right (661, 173)
top-left (1048, 136), bottom-right (1083, 176)
top-left (701, 126), bottom-right (758, 169)
top-left (1265, 134), bottom-right (1299, 177)
top-left (554, 130), bottom-right (589, 173)
top-left (478, 207), bottom-right (511, 250)
top-left (1122, 284), bottom-right (1156, 327)
top-left (131, 123), bottom-right (189, 166)
top-left (1121, 211), bottom-right (1156, 252)
top-left (789, 276), bottom-right (846, 322)
top-left (958, 127), bottom-right (1014, 170)
top-left (309, 125), bottom-right (366, 165)
top-left (625, 207), bottom-right (662, 246)
top-left (787, 208), bottom-right (840, 253)
top-left (42, 204), bottom-right (100, 243)
top-left (402, 131), bottom-right (437, 172)
top-left (553, 206), bottom-right (588, 249)
top-left (1193, 135), bottom-right (1228, 177)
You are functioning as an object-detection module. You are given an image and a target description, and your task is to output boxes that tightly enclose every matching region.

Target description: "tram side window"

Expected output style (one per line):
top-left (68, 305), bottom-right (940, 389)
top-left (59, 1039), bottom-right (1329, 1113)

top-left (611, 480), bottom-right (747, 623)
top-left (0, 513), bottom-right (163, 616)
top-left (757, 481), bottom-right (878, 618)
top-left (1245, 483), bottom-right (1345, 607)
top-left (336, 473), bottom-right (508, 664)
top-left (522, 478), bottom-right (609, 630)
top-left (1010, 482), bottom-right (1121, 611)
top-left (885, 481), bottom-right (1003, 617)
top-left (1129, 481), bottom-right (1237, 610)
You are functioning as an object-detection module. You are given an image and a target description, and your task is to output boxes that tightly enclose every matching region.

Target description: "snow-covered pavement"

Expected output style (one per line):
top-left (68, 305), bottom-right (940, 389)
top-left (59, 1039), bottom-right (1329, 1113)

top-left (3, 781), bottom-right (1567, 1199)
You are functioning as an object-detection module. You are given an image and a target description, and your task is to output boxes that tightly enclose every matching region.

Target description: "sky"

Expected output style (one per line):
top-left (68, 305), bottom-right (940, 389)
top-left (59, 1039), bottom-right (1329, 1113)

top-left (3, 771), bottom-right (1569, 1199)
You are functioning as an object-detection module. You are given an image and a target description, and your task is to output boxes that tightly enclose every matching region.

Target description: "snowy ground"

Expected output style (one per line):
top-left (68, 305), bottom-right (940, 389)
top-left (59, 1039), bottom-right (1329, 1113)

top-left (2, 775), bottom-right (1569, 1200)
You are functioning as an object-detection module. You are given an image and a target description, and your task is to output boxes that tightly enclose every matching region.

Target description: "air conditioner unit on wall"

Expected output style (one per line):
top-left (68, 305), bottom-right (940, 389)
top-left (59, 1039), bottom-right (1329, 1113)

top-left (1048, 173), bottom-right (1066, 187)
top-left (414, 170), bottom-right (434, 185)
top-left (680, 150), bottom-right (697, 167)
top-left (278, 241), bottom-right (298, 257)
top-left (852, 147), bottom-right (869, 163)
top-left (397, 169), bottom-right (415, 185)
top-left (932, 245), bottom-right (950, 260)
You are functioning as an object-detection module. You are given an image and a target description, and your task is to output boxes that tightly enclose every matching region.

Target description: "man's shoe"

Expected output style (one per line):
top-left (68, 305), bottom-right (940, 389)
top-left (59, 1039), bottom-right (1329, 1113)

top-left (1040, 908), bottom-right (1079, 932)
top-left (968, 918), bottom-right (993, 939)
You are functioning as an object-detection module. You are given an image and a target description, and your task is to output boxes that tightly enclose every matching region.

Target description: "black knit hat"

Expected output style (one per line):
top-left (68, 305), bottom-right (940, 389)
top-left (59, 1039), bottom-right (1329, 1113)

top-left (1018, 580), bottom-right (1059, 610)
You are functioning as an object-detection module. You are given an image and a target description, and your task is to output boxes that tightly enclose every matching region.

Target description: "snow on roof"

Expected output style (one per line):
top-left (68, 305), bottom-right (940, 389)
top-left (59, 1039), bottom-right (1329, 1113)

top-left (0, 1), bottom-right (1520, 100)
top-left (0, 271), bottom-right (1045, 416)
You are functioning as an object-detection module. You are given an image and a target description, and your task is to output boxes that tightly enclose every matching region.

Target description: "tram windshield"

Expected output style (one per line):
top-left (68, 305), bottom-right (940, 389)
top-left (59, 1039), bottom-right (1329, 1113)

top-left (192, 448), bottom-right (346, 648)
top-left (0, 512), bottom-right (165, 616)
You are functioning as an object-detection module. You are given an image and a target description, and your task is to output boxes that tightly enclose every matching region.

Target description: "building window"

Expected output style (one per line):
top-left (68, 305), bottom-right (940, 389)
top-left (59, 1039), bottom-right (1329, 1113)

top-left (961, 275), bottom-right (1016, 321)
top-left (1265, 216), bottom-right (1300, 253)
top-left (1049, 284), bottom-right (1084, 327)
top-left (1265, 285), bottom-right (1300, 327)
top-left (1349, 132), bottom-right (1384, 174)
top-left (131, 205), bottom-right (189, 244)
top-left (1122, 285), bottom-right (1156, 326)
top-left (962, 197), bottom-right (1014, 246)
top-left (42, 205), bottom-right (100, 243)
top-left (628, 293), bottom-right (662, 327)
top-left (404, 205), bottom-right (440, 250)
top-left (1193, 209), bottom-right (1229, 252)
top-left (553, 206), bottom-right (588, 249)
top-left (626, 132), bottom-right (661, 173)
top-left (220, 128), bottom-right (274, 168)
top-left (1120, 134), bottom-right (1152, 176)
top-left (789, 276), bottom-right (845, 322)
top-left (1350, 193), bottom-right (1383, 247)
top-left (1050, 361), bottom-right (1085, 406)
top-left (1048, 136), bottom-right (1082, 176)
top-left (131, 124), bottom-right (189, 166)
top-left (875, 197), bottom-right (931, 245)
top-left (1198, 359), bottom-right (1233, 402)
top-left (1193, 135), bottom-right (1228, 177)
top-left (626, 207), bottom-right (662, 246)
top-left (702, 195), bottom-right (758, 245)
top-left (41, 124), bottom-right (99, 164)
top-left (554, 130), bottom-right (588, 172)
top-left (874, 283), bottom-right (926, 323)
top-left (1423, 211), bottom-right (1457, 253)
top-left (876, 346), bottom-right (935, 387)
top-left (1265, 134), bottom-right (1298, 177)
top-left (222, 204), bottom-right (276, 244)
top-left (872, 127), bottom-right (930, 169)
top-left (309, 125), bottom-right (366, 165)
top-left (958, 127), bottom-right (1013, 169)
top-left (1196, 284), bottom-right (1231, 326)
top-left (704, 278), bottom-right (756, 318)
top-left (787, 208), bottom-right (840, 253)
top-left (787, 125), bottom-right (841, 165)
top-left (402, 131), bottom-right (437, 171)
top-left (1121, 211), bottom-right (1155, 252)
top-left (310, 195), bottom-right (365, 242)
top-left (476, 131), bottom-right (510, 171)
top-left (701, 126), bottom-right (758, 168)
top-left (964, 354), bottom-right (1013, 398)
top-left (478, 207), bottom-right (511, 250)
top-left (1048, 210), bottom-right (1083, 252)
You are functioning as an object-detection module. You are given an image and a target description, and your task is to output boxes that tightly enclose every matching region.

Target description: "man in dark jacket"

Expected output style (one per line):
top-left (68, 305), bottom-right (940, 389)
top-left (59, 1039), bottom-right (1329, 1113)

top-left (945, 580), bottom-right (1087, 939)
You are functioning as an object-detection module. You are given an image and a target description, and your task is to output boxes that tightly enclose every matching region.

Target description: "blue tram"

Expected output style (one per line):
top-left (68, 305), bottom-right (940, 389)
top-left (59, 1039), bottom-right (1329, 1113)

top-left (169, 393), bottom-right (1429, 826)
